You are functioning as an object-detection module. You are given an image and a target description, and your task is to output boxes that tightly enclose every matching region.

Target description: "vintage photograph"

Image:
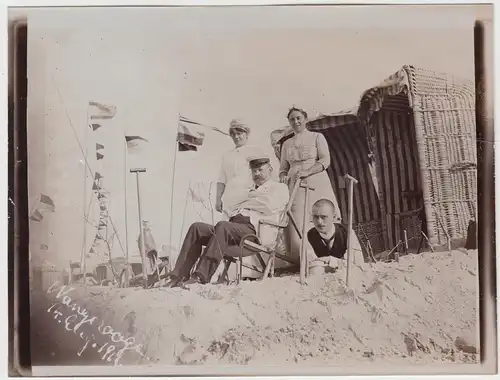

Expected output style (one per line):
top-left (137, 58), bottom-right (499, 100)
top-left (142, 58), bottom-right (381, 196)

top-left (22, 4), bottom-right (492, 375)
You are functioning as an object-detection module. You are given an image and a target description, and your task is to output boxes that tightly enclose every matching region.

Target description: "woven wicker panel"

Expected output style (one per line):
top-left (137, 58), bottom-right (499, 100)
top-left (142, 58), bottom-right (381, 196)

top-left (396, 213), bottom-right (423, 253)
top-left (354, 219), bottom-right (385, 256)
top-left (406, 65), bottom-right (477, 246)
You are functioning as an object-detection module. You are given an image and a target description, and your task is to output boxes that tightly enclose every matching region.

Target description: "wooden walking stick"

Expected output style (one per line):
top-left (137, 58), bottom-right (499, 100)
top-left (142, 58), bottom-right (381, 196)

top-left (344, 174), bottom-right (358, 288)
top-left (299, 180), bottom-right (315, 285)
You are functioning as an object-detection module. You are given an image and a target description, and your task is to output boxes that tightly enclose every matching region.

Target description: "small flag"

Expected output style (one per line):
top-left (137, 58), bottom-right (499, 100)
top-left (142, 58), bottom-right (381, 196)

top-left (89, 101), bottom-right (117, 120)
top-left (39, 194), bottom-right (55, 212)
top-left (179, 116), bottom-right (228, 136)
top-left (96, 234), bottom-right (103, 240)
top-left (94, 172), bottom-right (103, 181)
top-left (92, 182), bottom-right (101, 191)
top-left (40, 244), bottom-right (48, 251)
top-left (99, 221), bottom-right (107, 228)
top-left (125, 135), bottom-right (148, 153)
top-left (177, 122), bottom-right (205, 149)
top-left (88, 247), bottom-right (95, 255)
top-left (96, 143), bottom-right (104, 151)
top-left (96, 152), bottom-right (104, 160)
top-left (29, 210), bottom-right (43, 222)
top-left (90, 123), bottom-right (102, 131)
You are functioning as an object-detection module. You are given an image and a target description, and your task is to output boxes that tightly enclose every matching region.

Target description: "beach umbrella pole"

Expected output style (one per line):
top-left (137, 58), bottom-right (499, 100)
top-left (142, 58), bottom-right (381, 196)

top-left (130, 168), bottom-right (148, 289)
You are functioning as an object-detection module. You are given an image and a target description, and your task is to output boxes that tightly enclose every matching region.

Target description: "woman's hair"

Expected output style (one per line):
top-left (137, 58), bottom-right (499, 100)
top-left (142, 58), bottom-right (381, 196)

top-left (287, 107), bottom-right (308, 120)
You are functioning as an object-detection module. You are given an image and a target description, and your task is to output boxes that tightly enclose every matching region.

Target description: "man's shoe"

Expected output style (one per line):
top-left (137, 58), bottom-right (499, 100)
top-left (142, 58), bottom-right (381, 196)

top-left (179, 273), bottom-right (204, 289)
top-left (163, 275), bottom-right (183, 288)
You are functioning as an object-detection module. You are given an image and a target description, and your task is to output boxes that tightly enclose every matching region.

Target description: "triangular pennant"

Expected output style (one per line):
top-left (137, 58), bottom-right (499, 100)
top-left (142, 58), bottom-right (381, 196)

top-left (96, 152), bottom-right (104, 160)
top-left (90, 123), bottom-right (102, 131)
top-left (92, 182), bottom-right (101, 191)
top-left (39, 194), bottom-right (55, 212)
top-left (96, 143), bottom-right (104, 151)
top-left (94, 172), bottom-right (103, 181)
top-left (29, 209), bottom-right (44, 222)
top-left (40, 244), bottom-right (49, 250)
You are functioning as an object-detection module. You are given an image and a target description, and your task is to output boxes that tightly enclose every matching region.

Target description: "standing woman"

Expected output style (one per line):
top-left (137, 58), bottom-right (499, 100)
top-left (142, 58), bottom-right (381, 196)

top-left (215, 119), bottom-right (255, 219)
top-left (279, 107), bottom-right (341, 261)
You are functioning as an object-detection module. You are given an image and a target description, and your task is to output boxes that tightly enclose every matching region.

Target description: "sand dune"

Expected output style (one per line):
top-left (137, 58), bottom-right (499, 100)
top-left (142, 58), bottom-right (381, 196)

top-left (38, 249), bottom-right (478, 368)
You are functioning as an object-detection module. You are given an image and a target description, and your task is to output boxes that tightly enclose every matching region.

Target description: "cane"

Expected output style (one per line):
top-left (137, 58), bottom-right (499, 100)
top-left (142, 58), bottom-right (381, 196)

top-left (344, 174), bottom-right (358, 288)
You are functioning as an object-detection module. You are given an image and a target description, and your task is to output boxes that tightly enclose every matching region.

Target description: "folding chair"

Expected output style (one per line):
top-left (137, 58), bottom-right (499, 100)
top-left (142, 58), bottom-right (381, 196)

top-left (221, 179), bottom-right (307, 284)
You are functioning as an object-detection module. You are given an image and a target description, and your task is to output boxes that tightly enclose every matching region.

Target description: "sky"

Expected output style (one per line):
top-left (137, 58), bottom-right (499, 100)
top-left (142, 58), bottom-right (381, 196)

top-left (26, 5), bottom-right (487, 267)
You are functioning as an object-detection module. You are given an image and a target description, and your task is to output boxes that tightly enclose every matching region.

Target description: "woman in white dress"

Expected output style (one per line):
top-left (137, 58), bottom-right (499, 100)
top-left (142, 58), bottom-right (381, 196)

top-left (279, 107), bottom-right (341, 261)
top-left (215, 119), bottom-right (256, 219)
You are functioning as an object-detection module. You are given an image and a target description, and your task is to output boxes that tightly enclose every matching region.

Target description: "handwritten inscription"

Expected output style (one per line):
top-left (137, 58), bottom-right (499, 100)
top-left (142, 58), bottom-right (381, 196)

top-left (46, 282), bottom-right (151, 365)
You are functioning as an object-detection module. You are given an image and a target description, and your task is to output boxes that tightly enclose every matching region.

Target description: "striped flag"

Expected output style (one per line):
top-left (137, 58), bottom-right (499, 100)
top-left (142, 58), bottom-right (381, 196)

top-left (125, 135), bottom-right (148, 154)
top-left (177, 116), bottom-right (229, 151)
top-left (179, 116), bottom-right (228, 136)
top-left (177, 122), bottom-right (205, 152)
top-left (89, 101), bottom-right (117, 120)
top-left (29, 210), bottom-right (43, 222)
top-left (39, 194), bottom-right (55, 212)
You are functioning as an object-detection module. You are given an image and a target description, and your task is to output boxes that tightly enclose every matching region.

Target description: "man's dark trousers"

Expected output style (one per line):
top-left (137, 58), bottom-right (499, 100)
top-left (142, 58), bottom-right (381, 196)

top-left (172, 214), bottom-right (255, 283)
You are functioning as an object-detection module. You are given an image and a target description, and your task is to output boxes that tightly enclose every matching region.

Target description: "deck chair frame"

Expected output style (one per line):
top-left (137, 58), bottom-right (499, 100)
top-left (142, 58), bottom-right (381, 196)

top-left (221, 179), bottom-right (306, 284)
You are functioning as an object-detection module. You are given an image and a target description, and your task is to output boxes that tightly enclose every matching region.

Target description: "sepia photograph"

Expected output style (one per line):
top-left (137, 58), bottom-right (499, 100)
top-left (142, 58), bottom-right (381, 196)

top-left (13, 3), bottom-right (495, 376)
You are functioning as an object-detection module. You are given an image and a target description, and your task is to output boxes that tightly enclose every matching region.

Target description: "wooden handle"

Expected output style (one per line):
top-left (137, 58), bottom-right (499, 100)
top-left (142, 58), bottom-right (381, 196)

top-left (344, 173), bottom-right (358, 184)
top-left (286, 179), bottom-right (301, 214)
top-left (300, 182), bottom-right (316, 190)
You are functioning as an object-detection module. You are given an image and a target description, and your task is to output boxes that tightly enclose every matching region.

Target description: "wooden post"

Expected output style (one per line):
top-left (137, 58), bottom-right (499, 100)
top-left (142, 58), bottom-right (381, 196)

top-left (299, 181), bottom-right (315, 285)
top-left (344, 174), bottom-right (358, 288)
top-left (404, 229), bottom-right (409, 256)
top-left (131, 168), bottom-right (148, 289)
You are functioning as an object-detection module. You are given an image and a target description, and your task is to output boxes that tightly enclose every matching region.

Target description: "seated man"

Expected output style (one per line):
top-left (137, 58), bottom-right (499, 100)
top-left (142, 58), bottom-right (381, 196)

top-left (307, 199), bottom-right (364, 266)
top-left (165, 154), bottom-right (289, 288)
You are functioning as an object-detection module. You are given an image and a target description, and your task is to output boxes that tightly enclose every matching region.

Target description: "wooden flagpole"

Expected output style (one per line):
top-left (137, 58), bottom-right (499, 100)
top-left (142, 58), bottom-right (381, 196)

top-left (81, 104), bottom-right (90, 283)
top-left (124, 136), bottom-right (130, 263)
top-left (168, 114), bottom-right (180, 270)
top-left (131, 168), bottom-right (148, 289)
top-left (178, 180), bottom-right (191, 249)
